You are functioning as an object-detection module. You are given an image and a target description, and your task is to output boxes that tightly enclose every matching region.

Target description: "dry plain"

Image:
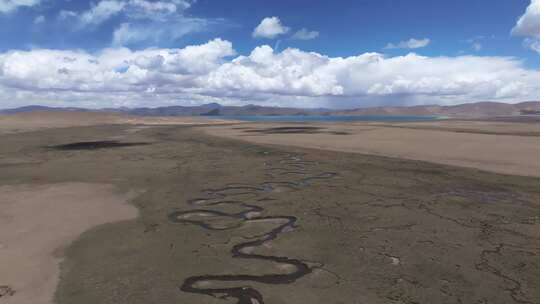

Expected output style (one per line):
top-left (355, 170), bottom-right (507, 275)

top-left (0, 114), bottom-right (540, 304)
top-left (205, 120), bottom-right (540, 177)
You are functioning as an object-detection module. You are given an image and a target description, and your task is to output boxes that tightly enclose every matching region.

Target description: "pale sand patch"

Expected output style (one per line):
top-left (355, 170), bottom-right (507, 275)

top-left (204, 121), bottom-right (540, 177)
top-left (0, 183), bottom-right (138, 304)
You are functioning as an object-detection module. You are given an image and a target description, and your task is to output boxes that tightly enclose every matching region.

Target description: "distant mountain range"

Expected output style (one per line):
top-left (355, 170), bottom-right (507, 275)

top-left (110, 103), bottom-right (330, 116)
top-left (2, 101), bottom-right (540, 118)
top-left (328, 102), bottom-right (540, 117)
top-left (0, 103), bottom-right (328, 116)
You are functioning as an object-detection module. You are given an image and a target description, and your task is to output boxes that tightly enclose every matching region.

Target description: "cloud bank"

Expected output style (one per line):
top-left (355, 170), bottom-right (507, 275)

top-left (253, 17), bottom-right (290, 39)
top-left (1, 39), bottom-right (539, 109)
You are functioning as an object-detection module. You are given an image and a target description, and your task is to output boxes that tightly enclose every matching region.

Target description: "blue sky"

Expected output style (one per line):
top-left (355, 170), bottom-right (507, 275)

top-left (192, 0), bottom-right (535, 62)
top-left (0, 0), bottom-right (540, 109)
top-left (0, 0), bottom-right (534, 58)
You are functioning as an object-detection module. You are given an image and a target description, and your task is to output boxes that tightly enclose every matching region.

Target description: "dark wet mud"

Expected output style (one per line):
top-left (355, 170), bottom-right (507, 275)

top-left (169, 154), bottom-right (336, 304)
top-left (50, 140), bottom-right (150, 150)
top-left (243, 126), bottom-right (350, 135)
top-left (0, 286), bottom-right (15, 298)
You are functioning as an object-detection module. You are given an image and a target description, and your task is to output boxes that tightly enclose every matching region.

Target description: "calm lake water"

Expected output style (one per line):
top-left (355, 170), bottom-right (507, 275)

top-left (209, 115), bottom-right (441, 122)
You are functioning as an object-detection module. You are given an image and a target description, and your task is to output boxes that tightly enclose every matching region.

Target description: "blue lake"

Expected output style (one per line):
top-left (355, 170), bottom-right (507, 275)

top-left (208, 115), bottom-right (441, 122)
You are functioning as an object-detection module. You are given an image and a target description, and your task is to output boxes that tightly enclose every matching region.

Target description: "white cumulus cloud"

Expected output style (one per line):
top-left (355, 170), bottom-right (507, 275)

top-left (76, 0), bottom-right (126, 27)
top-left (112, 18), bottom-right (208, 46)
top-left (128, 0), bottom-right (178, 18)
top-left (513, 0), bottom-right (540, 54)
top-left (58, 0), bottom-right (212, 47)
top-left (1, 39), bottom-right (540, 109)
top-left (252, 17), bottom-right (290, 39)
top-left (512, 0), bottom-right (540, 38)
top-left (385, 38), bottom-right (431, 50)
top-left (0, 0), bottom-right (40, 13)
top-left (64, 0), bottom-right (193, 27)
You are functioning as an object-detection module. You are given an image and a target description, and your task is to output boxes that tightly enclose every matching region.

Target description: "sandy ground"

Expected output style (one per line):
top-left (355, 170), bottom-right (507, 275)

top-left (0, 183), bottom-right (138, 304)
top-left (0, 122), bottom-right (539, 304)
top-left (0, 111), bottom-right (234, 135)
top-left (204, 120), bottom-right (540, 177)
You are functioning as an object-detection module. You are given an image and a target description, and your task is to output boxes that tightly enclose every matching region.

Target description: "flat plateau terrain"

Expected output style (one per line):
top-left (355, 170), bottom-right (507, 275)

top-left (1, 116), bottom-right (540, 304)
top-left (0, 111), bottom-right (233, 135)
top-left (205, 120), bottom-right (540, 177)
